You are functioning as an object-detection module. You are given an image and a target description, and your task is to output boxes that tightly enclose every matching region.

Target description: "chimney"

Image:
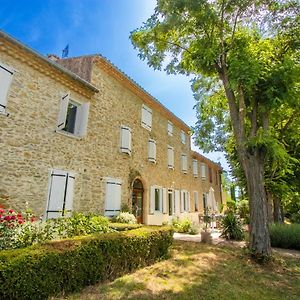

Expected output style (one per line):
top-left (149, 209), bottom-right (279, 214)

top-left (47, 54), bottom-right (60, 62)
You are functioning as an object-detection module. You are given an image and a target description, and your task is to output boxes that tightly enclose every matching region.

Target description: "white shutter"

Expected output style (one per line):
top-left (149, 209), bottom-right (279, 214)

top-left (0, 64), bottom-right (13, 114)
top-left (149, 186), bottom-right (155, 214)
top-left (182, 154), bottom-right (187, 173)
top-left (64, 173), bottom-right (75, 217)
top-left (148, 139), bottom-right (156, 163)
top-left (174, 190), bottom-right (180, 214)
top-left (147, 107), bottom-right (152, 130)
top-left (162, 188), bottom-right (167, 214)
top-left (104, 179), bottom-right (121, 217)
top-left (77, 102), bottom-right (90, 137)
top-left (180, 190), bottom-right (184, 213)
top-left (168, 146), bottom-right (174, 169)
top-left (193, 160), bottom-right (198, 177)
top-left (181, 131), bottom-right (186, 144)
top-left (141, 105), bottom-right (152, 130)
top-left (46, 170), bottom-right (67, 219)
top-left (187, 192), bottom-right (190, 212)
top-left (194, 191), bottom-right (199, 211)
top-left (57, 93), bottom-right (70, 129)
top-left (120, 126), bottom-right (132, 155)
top-left (201, 163), bottom-right (206, 179)
top-left (167, 121), bottom-right (173, 136)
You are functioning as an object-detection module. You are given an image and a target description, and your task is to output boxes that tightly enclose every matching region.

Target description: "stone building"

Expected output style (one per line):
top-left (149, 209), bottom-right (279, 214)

top-left (0, 30), bottom-right (223, 225)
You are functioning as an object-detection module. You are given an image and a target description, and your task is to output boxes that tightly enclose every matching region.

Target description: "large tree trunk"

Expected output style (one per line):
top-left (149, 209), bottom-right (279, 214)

top-left (242, 150), bottom-right (272, 257)
top-left (266, 190), bottom-right (274, 223)
top-left (273, 196), bottom-right (284, 223)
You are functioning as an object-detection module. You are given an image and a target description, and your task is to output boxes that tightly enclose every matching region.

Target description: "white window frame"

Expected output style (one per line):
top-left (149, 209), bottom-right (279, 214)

top-left (148, 139), bottom-right (157, 163)
top-left (141, 104), bottom-right (152, 131)
top-left (0, 62), bottom-right (14, 116)
top-left (167, 145), bottom-right (174, 169)
top-left (104, 177), bottom-right (122, 217)
top-left (56, 92), bottom-right (90, 138)
top-left (181, 153), bottom-right (188, 174)
top-left (150, 185), bottom-right (164, 214)
top-left (167, 120), bottom-right (173, 136)
top-left (120, 125), bottom-right (132, 155)
top-left (180, 190), bottom-right (190, 212)
top-left (181, 130), bottom-right (186, 144)
top-left (193, 159), bottom-right (198, 177)
top-left (45, 169), bottom-right (75, 219)
top-left (201, 162), bottom-right (207, 180)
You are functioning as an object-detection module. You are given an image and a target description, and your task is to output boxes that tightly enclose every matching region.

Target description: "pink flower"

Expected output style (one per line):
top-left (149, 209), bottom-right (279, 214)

top-left (4, 216), bottom-right (11, 221)
top-left (0, 209), bottom-right (5, 214)
top-left (11, 215), bottom-right (16, 220)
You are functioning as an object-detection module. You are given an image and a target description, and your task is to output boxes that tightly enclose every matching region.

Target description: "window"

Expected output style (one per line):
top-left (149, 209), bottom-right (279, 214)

top-left (120, 125), bottom-right (132, 155)
top-left (168, 190), bottom-right (174, 216)
top-left (57, 93), bottom-right (90, 137)
top-left (193, 159), bottom-right (198, 177)
top-left (104, 178), bottom-right (122, 217)
top-left (194, 191), bottom-right (199, 212)
top-left (141, 104), bottom-right (152, 131)
top-left (148, 139), bottom-right (156, 163)
top-left (203, 193), bottom-right (208, 214)
top-left (181, 130), bottom-right (186, 144)
top-left (180, 190), bottom-right (190, 212)
top-left (201, 163), bottom-right (206, 180)
top-left (167, 121), bottom-right (173, 136)
top-left (150, 186), bottom-right (165, 214)
top-left (209, 167), bottom-right (213, 183)
top-left (45, 169), bottom-right (75, 219)
top-left (0, 63), bottom-right (14, 115)
top-left (167, 145), bottom-right (174, 169)
top-left (215, 170), bottom-right (219, 185)
top-left (181, 153), bottom-right (188, 173)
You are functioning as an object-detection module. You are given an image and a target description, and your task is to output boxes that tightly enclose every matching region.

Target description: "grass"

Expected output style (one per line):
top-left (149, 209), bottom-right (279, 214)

top-left (55, 241), bottom-right (300, 300)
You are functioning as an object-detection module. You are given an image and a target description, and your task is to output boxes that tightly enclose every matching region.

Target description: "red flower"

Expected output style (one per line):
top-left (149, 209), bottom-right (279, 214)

top-left (4, 216), bottom-right (11, 221)
top-left (0, 209), bottom-right (4, 214)
top-left (11, 215), bottom-right (16, 220)
top-left (17, 213), bottom-right (22, 218)
top-left (8, 209), bottom-right (14, 214)
top-left (18, 220), bottom-right (24, 224)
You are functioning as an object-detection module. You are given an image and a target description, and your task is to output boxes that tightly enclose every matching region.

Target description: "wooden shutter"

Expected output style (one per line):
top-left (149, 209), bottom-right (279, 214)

top-left (120, 126), bottom-right (132, 155)
top-left (193, 159), bottom-right (198, 177)
top-left (182, 154), bottom-right (187, 173)
top-left (167, 121), bottom-right (173, 136)
top-left (76, 102), bottom-right (90, 137)
top-left (162, 188), bottom-right (167, 214)
top-left (149, 186), bottom-right (155, 214)
top-left (180, 190), bottom-right (184, 213)
top-left (147, 107), bottom-right (152, 130)
top-left (0, 64), bottom-right (13, 114)
top-left (148, 139), bottom-right (156, 163)
top-left (174, 190), bottom-right (180, 214)
top-left (104, 179), bottom-right (121, 217)
top-left (46, 170), bottom-right (71, 219)
top-left (64, 173), bottom-right (75, 217)
top-left (187, 192), bottom-right (191, 212)
top-left (57, 93), bottom-right (70, 129)
top-left (168, 146), bottom-right (174, 169)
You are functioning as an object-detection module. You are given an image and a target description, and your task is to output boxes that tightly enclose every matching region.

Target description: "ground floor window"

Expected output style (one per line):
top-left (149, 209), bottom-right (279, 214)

top-left (104, 178), bottom-right (122, 217)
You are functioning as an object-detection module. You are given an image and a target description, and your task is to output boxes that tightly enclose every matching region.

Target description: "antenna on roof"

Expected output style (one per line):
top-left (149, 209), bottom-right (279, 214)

top-left (62, 44), bottom-right (69, 58)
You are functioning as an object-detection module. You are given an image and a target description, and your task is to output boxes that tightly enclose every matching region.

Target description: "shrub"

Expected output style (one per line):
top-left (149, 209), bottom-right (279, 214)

top-left (0, 226), bottom-right (173, 300)
top-left (112, 212), bottom-right (137, 224)
top-left (109, 223), bottom-right (142, 231)
top-left (172, 218), bottom-right (196, 234)
top-left (221, 212), bottom-right (244, 241)
top-left (270, 223), bottom-right (300, 250)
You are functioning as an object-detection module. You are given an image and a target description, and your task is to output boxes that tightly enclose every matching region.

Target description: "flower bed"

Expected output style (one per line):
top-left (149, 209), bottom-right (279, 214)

top-left (0, 226), bottom-right (173, 300)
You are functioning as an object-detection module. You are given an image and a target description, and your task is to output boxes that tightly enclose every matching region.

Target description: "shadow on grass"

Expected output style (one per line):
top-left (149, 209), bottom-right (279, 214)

top-left (66, 241), bottom-right (300, 300)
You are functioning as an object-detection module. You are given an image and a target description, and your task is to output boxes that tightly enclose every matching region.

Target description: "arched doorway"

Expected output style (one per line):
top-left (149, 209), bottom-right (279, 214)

top-left (132, 179), bottom-right (144, 224)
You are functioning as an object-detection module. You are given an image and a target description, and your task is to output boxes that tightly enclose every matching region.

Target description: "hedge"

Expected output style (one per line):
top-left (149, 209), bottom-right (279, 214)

top-left (0, 226), bottom-right (173, 300)
top-left (270, 223), bottom-right (300, 250)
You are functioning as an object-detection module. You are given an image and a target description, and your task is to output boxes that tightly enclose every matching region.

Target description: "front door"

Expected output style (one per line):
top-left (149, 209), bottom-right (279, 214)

top-left (132, 179), bottom-right (144, 223)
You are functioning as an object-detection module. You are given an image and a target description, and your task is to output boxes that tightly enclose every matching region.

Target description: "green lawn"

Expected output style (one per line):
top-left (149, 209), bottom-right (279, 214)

top-left (56, 241), bottom-right (300, 300)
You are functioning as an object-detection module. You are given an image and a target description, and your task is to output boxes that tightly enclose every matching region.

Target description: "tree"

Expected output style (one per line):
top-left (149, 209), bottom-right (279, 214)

top-left (131, 0), bottom-right (300, 258)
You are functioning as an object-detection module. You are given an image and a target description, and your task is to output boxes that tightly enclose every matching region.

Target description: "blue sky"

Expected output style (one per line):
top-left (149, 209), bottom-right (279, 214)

top-left (0, 0), bottom-right (229, 171)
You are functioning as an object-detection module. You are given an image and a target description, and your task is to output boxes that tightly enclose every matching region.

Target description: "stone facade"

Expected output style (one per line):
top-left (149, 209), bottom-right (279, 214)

top-left (0, 31), bottom-right (222, 225)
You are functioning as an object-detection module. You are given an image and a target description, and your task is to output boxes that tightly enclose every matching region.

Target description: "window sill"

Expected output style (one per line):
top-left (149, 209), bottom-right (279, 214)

top-left (141, 123), bottom-right (152, 131)
top-left (0, 109), bottom-right (9, 116)
top-left (55, 129), bottom-right (82, 140)
top-left (168, 166), bottom-right (174, 170)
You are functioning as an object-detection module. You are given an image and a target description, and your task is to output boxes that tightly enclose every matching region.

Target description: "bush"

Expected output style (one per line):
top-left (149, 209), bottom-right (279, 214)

top-left (172, 218), bottom-right (196, 234)
top-left (112, 212), bottom-right (137, 224)
top-left (270, 223), bottom-right (300, 250)
top-left (109, 223), bottom-right (142, 231)
top-left (221, 212), bottom-right (244, 241)
top-left (0, 226), bottom-right (173, 300)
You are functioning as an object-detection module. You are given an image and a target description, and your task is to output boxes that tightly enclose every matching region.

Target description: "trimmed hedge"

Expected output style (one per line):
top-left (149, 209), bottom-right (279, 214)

top-left (109, 223), bottom-right (142, 231)
top-left (0, 226), bottom-right (173, 300)
top-left (270, 223), bottom-right (300, 250)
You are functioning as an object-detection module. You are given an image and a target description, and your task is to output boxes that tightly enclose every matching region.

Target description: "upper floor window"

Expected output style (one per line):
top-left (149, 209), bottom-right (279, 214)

top-left (57, 93), bottom-right (90, 137)
top-left (141, 104), bottom-right (152, 131)
top-left (215, 170), bottom-right (219, 185)
top-left (201, 162), bottom-right (206, 180)
top-left (193, 159), bottom-right (198, 177)
top-left (181, 153), bottom-right (188, 173)
top-left (120, 125), bottom-right (132, 155)
top-left (167, 121), bottom-right (173, 136)
top-left (148, 139), bottom-right (156, 163)
top-left (167, 145), bottom-right (174, 169)
top-left (0, 63), bottom-right (14, 115)
top-left (181, 130), bottom-right (186, 144)
top-left (209, 167), bottom-right (213, 183)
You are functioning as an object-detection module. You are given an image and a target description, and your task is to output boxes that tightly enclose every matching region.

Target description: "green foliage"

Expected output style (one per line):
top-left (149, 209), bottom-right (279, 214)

top-left (270, 223), bottom-right (300, 250)
top-left (108, 223), bottom-right (142, 231)
top-left (237, 200), bottom-right (250, 224)
top-left (0, 227), bottom-right (173, 300)
top-left (171, 218), bottom-right (197, 234)
top-left (221, 212), bottom-right (245, 241)
top-left (112, 212), bottom-right (137, 224)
